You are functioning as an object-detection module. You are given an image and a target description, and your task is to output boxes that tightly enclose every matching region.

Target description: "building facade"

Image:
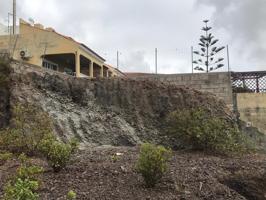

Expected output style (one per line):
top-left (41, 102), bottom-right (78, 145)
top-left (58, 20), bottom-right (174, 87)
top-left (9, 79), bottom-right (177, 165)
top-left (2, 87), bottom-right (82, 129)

top-left (0, 19), bottom-right (121, 78)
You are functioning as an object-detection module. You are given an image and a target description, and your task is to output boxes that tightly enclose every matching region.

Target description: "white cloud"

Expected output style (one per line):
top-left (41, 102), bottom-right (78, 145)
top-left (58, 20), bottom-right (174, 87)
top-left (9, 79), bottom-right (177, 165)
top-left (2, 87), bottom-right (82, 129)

top-left (0, 0), bottom-right (265, 73)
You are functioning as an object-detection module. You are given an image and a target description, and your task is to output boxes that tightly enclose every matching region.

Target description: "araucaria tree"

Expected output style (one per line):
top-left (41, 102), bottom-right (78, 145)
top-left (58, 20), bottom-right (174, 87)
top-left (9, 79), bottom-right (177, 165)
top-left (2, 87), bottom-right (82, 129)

top-left (193, 20), bottom-right (225, 73)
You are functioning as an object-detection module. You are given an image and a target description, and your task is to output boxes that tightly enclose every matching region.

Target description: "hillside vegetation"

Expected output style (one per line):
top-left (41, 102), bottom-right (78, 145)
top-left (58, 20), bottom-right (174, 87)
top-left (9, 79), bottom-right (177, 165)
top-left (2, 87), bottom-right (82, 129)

top-left (0, 60), bottom-right (265, 199)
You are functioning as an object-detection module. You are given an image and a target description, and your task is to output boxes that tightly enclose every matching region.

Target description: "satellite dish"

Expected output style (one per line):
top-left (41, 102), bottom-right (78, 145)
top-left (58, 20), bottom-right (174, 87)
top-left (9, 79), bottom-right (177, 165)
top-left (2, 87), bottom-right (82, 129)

top-left (28, 18), bottom-right (34, 25)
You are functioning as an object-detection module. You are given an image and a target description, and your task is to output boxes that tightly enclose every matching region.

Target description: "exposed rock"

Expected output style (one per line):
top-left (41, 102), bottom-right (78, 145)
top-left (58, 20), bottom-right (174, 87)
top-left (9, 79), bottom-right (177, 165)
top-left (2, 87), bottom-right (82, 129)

top-left (8, 61), bottom-right (233, 146)
top-left (0, 60), bottom-right (11, 128)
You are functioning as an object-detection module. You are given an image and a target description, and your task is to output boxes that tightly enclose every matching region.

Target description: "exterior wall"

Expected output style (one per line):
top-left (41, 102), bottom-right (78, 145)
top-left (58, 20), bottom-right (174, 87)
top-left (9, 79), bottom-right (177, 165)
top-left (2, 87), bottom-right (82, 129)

top-left (0, 19), bottom-right (122, 78)
top-left (0, 21), bottom-right (78, 67)
top-left (78, 47), bottom-right (103, 69)
top-left (132, 72), bottom-right (233, 105)
top-left (237, 93), bottom-right (266, 134)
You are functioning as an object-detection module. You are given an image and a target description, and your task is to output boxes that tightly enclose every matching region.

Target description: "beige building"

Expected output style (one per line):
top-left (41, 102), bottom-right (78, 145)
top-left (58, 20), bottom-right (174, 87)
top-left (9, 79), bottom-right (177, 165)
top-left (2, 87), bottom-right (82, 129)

top-left (0, 19), bottom-right (121, 78)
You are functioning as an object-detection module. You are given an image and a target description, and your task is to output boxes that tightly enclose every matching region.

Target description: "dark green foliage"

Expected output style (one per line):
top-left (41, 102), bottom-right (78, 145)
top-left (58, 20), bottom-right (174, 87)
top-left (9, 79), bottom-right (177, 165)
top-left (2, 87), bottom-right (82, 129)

top-left (167, 108), bottom-right (250, 154)
top-left (136, 143), bottom-right (172, 188)
top-left (193, 20), bottom-right (225, 72)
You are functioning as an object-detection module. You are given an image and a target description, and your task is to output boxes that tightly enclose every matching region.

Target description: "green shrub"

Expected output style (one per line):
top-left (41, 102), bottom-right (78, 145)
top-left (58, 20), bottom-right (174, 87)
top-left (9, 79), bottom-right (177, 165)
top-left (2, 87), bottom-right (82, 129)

top-left (0, 104), bottom-right (53, 155)
top-left (69, 138), bottom-right (79, 153)
top-left (67, 190), bottom-right (77, 200)
top-left (0, 152), bottom-right (13, 161)
top-left (16, 153), bottom-right (44, 180)
top-left (39, 134), bottom-right (73, 172)
top-left (0, 152), bottom-right (13, 165)
top-left (167, 108), bottom-right (249, 153)
top-left (136, 143), bottom-right (172, 188)
top-left (4, 178), bottom-right (39, 200)
top-left (3, 154), bottom-right (43, 200)
top-left (111, 154), bottom-right (119, 163)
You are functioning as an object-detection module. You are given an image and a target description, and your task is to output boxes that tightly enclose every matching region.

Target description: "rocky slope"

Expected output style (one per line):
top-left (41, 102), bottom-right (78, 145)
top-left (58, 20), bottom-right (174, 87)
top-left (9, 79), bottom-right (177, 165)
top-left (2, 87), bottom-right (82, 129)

top-left (0, 60), bottom-right (10, 128)
top-left (8, 61), bottom-right (233, 147)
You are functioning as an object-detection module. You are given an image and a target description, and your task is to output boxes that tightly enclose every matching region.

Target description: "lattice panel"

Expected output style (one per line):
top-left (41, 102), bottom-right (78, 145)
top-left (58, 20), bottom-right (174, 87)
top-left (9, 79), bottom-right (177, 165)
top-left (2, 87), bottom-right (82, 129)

top-left (232, 71), bottom-right (266, 93)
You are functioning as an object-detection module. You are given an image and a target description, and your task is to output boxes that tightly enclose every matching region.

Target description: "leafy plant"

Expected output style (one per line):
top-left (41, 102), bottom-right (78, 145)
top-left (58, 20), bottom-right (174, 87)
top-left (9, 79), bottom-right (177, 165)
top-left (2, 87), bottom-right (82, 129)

top-left (17, 153), bottom-right (44, 181)
top-left (136, 143), bottom-right (172, 188)
top-left (167, 108), bottom-right (250, 153)
top-left (4, 178), bottom-right (39, 200)
top-left (67, 190), bottom-right (77, 200)
top-left (193, 20), bottom-right (225, 72)
top-left (38, 134), bottom-right (73, 172)
top-left (3, 154), bottom-right (43, 200)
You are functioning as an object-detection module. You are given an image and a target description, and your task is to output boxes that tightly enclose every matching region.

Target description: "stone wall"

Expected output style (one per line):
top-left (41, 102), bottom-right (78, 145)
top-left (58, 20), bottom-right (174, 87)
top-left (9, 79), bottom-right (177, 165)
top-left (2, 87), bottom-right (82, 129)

top-left (130, 72), bottom-right (233, 105)
top-left (237, 93), bottom-right (266, 134)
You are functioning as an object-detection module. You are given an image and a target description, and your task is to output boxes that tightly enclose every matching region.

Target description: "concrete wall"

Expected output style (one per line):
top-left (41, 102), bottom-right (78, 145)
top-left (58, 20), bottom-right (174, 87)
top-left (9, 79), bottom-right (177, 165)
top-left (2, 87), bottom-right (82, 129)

top-left (237, 93), bottom-right (266, 134)
top-left (132, 72), bottom-right (233, 105)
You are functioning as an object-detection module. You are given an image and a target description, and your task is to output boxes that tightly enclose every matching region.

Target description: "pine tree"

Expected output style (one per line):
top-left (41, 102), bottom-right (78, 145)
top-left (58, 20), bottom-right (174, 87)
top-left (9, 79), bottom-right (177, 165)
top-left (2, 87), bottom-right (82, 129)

top-left (193, 20), bottom-right (225, 73)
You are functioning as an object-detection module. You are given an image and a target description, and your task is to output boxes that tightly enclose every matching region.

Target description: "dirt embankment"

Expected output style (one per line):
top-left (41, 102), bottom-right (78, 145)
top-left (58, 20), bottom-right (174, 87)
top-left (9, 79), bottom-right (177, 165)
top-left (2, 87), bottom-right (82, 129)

top-left (8, 61), bottom-right (233, 147)
top-left (1, 146), bottom-right (266, 200)
top-left (0, 60), bottom-right (11, 128)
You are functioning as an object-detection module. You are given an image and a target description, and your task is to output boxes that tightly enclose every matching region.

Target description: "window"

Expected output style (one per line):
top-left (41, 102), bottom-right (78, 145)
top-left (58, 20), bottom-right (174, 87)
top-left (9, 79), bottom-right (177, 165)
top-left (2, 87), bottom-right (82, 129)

top-left (42, 59), bottom-right (58, 71)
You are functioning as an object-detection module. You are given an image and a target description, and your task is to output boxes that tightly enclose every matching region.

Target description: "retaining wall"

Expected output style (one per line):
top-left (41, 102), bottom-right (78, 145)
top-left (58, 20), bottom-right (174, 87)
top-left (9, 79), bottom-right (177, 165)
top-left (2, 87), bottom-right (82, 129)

top-left (237, 93), bottom-right (266, 134)
top-left (131, 72), bottom-right (233, 105)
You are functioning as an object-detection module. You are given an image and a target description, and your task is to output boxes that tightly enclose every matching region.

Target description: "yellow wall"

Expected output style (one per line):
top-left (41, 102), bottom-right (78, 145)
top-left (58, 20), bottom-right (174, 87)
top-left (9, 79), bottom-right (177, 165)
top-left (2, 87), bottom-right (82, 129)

top-left (0, 19), bottom-right (120, 78)
top-left (237, 93), bottom-right (266, 134)
top-left (0, 20), bottom-right (79, 67)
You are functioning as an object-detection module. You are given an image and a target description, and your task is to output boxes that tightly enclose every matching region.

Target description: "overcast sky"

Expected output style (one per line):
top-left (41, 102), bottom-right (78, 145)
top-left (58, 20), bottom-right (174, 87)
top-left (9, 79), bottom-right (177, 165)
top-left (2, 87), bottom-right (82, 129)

top-left (0, 0), bottom-right (265, 73)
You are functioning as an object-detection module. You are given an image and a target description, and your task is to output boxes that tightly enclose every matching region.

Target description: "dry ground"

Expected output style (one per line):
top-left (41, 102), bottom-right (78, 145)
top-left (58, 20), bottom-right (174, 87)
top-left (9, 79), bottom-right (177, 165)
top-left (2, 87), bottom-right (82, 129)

top-left (1, 146), bottom-right (266, 200)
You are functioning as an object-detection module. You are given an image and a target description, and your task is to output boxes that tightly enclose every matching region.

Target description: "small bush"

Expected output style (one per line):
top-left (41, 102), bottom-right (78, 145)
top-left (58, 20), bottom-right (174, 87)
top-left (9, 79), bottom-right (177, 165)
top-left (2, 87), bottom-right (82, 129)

top-left (0, 152), bottom-right (13, 161)
top-left (39, 134), bottom-right (73, 172)
top-left (0, 152), bottom-right (13, 165)
top-left (4, 178), bottom-right (39, 200)
top-left (3, 154), bottom-right (43, 200)
top-left (67, 190), bottom-right (77, 200)
top-left (167, 108), bottom-right (249, 153)
top-left (16, 153), bottom-right (44, 181)
top-left (0, 104), bottom-right (53, 155)
top-left (136, 143), bottom-right (172, 188)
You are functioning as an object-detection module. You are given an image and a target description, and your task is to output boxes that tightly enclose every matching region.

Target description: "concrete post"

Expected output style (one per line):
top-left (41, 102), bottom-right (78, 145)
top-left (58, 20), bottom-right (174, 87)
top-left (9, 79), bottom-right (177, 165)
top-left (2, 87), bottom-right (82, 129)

top-left (100, 65), bottom-right (104, 78)
top-left (89, 62), bottom-right (94, 78)
top-left (75, 52), bottom-right (80, 77)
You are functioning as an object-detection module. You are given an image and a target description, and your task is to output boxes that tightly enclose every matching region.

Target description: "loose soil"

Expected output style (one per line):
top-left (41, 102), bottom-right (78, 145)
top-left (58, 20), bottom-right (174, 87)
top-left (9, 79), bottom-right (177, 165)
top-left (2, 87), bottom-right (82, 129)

top-left (1, 146), bottom-right (265, 200)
